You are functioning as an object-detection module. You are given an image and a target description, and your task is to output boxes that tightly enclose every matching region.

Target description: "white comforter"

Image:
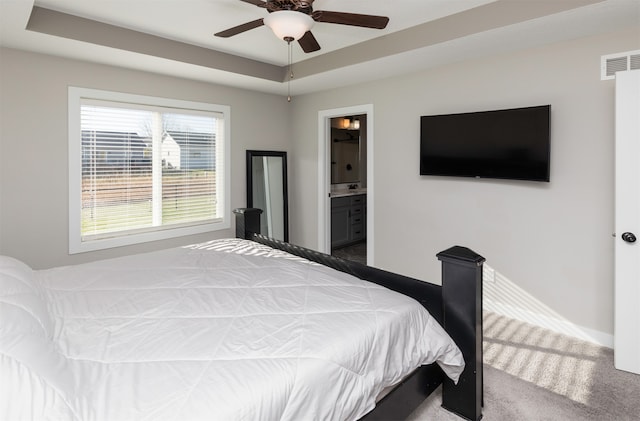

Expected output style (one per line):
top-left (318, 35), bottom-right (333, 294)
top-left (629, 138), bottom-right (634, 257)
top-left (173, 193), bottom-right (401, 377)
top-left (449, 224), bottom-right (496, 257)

top-left (1, 238), bottom-right (464, 421)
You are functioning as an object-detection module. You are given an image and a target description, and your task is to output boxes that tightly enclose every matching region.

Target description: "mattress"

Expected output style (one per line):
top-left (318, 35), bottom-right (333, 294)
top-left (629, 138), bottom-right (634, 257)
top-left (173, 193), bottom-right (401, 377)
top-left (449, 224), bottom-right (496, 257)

top-left (1, 238), bottom-right (464, 421)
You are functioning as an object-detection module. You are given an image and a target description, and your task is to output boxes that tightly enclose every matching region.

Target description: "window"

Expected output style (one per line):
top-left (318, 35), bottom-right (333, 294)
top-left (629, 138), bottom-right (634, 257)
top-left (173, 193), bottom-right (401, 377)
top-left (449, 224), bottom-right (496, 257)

top-left (69, 87), bottom-right (230, 253)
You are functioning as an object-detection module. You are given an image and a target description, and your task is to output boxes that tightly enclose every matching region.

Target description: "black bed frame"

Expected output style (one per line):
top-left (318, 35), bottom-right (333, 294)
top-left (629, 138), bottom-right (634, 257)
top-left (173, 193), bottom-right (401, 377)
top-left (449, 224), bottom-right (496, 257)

top-left (233, 208), bottom-right (484, 421)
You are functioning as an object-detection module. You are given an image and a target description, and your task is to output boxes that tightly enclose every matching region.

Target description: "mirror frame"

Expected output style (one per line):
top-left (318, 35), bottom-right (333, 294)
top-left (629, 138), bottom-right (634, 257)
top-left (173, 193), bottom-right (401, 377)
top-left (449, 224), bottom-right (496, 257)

top-left (246, 150), bottom-right (289, 242)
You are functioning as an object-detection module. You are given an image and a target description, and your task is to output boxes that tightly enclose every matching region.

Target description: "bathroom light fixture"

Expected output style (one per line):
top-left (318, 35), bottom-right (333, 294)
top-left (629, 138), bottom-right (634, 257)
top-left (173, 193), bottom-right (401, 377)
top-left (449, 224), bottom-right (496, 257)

top-left (263, 11), bottom-right (315, 41)
top-left (342, 117), bottom-right (360, 130)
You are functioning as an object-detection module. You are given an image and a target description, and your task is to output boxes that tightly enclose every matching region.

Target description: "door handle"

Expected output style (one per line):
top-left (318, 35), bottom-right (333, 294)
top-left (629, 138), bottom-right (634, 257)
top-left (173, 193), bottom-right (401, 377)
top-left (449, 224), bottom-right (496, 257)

top-left (622, 232), bottom-right (637, 243)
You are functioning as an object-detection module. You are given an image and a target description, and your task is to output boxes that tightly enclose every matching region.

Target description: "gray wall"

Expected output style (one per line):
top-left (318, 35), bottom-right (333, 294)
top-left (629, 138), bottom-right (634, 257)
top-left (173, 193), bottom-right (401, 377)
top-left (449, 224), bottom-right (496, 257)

top-left (1, 25), bottom-right (638, 342)
top-left (0, 47), bottom-right (291, 269)
top-left (288, 27), bottom-right (639, 343)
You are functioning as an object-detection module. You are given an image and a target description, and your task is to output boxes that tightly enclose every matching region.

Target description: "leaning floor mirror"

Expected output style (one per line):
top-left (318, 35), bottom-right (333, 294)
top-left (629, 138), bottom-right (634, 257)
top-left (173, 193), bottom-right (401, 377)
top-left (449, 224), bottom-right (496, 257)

top-left (246, 150), bottom-right (289, 242)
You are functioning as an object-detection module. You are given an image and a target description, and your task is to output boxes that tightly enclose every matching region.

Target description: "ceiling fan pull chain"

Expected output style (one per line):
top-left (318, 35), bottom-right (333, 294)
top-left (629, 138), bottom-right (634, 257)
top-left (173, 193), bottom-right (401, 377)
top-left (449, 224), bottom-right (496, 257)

top-left (287, 37), bottom-right (293, 102)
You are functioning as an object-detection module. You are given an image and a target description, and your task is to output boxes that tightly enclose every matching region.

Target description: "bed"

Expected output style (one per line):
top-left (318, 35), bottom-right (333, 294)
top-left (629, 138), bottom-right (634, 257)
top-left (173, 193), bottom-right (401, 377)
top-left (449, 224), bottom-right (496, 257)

top-left (0, 208), bottom-right (483, 421)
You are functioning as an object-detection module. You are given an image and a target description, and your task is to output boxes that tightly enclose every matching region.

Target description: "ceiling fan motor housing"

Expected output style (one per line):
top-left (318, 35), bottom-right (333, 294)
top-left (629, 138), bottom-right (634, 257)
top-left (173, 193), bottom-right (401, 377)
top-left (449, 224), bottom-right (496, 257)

top-left (265, 0), bottom-right (314, 15)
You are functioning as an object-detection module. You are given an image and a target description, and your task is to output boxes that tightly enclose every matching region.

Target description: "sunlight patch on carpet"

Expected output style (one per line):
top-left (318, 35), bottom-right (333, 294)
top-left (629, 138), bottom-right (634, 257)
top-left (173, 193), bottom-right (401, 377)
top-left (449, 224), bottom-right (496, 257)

top-left (483, 311), bottom-right (603, 405)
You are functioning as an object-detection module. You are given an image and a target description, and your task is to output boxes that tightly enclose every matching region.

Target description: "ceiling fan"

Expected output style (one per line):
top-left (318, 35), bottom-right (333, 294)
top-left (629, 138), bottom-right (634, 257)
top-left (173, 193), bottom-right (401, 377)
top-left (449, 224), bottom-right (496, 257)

top-left (214, 0), bottom-right (389, 53)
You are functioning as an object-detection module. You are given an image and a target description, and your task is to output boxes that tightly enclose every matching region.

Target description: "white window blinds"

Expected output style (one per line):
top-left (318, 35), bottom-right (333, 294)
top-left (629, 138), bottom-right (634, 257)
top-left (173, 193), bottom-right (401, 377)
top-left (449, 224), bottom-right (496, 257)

top-left (69, 88), bottom-right (230, 253)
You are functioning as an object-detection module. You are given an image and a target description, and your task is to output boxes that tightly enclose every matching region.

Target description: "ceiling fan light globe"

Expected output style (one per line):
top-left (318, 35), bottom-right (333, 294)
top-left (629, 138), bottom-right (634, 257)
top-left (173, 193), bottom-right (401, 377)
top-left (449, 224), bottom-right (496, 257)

top-left (264, 11), bottom-right (315, 41)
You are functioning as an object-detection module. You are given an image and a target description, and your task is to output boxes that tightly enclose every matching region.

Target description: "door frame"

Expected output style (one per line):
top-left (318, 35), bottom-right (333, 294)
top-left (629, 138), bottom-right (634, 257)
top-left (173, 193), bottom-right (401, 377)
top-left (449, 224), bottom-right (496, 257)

top-left (317, 104), bottom-right (374, 265)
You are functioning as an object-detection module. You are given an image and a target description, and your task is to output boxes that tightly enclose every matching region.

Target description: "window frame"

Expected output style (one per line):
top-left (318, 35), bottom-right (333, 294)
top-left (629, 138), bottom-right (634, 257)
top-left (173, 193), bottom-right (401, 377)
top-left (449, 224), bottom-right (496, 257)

top-left (68, 87), bottom-right (231, 254)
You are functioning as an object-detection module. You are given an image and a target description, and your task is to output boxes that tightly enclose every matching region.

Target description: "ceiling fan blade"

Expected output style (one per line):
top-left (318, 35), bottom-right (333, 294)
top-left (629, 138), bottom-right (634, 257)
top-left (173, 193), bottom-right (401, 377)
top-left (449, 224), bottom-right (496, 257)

top-left (298, 31), bottom-right (321, 53)
top-left (214, 18), bottom-right (264, 38)
top-left (312, 10), bottom-right (389, 29)
top-left (239, 0), bottom-right (266, 6)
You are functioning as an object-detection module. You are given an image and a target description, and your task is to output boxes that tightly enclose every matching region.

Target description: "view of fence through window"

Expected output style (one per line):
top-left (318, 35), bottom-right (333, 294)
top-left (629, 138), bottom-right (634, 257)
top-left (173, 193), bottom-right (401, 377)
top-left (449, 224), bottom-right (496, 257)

top-left (80, 103), bottom-right (219, 239)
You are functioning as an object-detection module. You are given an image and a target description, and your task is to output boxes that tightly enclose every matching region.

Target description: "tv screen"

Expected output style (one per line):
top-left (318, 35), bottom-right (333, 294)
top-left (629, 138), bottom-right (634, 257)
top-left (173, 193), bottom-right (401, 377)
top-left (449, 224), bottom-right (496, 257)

top-left (420, 105), bottom-right (550, 182)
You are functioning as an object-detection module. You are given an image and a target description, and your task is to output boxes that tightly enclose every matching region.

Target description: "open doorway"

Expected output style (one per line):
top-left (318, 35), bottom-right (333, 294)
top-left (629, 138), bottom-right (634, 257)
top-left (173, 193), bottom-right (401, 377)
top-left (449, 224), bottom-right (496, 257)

top-left (329, 114), bottom-right (367, 264)
top-left (317, 105), bottom-right (374, 266)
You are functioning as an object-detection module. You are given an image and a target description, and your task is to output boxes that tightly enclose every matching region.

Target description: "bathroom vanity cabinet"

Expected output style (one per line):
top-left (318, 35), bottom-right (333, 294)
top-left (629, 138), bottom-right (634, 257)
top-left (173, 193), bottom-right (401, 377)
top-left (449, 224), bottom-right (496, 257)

top-left (331, 194), bottom-right (366, 249)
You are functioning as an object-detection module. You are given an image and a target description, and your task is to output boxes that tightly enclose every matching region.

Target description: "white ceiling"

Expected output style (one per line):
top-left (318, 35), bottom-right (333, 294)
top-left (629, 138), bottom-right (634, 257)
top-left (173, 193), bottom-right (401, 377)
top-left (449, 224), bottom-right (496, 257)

top-left (1, 0), bottom-right (638, 96)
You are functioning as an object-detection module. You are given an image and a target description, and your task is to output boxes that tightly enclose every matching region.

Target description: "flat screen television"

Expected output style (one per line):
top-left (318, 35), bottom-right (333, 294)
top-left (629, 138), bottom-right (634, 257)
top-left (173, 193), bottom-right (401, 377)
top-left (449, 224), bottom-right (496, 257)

top-left (420, 105), bottom-right (550, 182)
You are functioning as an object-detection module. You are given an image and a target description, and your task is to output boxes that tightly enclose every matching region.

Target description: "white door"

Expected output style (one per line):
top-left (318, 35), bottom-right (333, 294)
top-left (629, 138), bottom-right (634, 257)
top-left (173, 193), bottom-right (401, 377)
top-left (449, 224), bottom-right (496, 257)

top-left (615, 69), bottom-right (640, 375)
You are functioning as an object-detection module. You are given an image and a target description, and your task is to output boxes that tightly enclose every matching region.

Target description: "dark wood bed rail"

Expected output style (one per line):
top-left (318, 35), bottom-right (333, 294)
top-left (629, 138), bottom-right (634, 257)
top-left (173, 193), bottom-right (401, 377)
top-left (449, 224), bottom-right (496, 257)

top-left (233, 208), bottom-right (484, 421)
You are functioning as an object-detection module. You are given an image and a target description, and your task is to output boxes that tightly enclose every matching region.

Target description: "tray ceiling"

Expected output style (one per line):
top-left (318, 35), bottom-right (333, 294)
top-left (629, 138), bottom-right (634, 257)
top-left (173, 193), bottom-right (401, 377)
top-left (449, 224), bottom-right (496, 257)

top-left (1, 0), bottom-right (638, 95)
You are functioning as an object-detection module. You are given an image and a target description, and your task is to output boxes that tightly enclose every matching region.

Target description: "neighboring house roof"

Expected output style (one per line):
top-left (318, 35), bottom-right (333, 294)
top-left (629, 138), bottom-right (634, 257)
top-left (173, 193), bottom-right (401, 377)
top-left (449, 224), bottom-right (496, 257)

top-left (166, 131), bottom-right (215, 146)
top-left (81, 130), bottom-right (148, 148)
top-left (81, 130), bottom-right (215, 170)
top-left (81, 130), bottom-right (215, 150)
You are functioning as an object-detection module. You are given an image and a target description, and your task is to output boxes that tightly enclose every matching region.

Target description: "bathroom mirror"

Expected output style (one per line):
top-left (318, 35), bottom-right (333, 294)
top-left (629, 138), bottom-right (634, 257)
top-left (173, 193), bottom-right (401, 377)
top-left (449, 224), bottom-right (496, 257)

top-left (331, 116), bottom-right (362, 184)
top-left (246, 150), bottom-right (288, 242)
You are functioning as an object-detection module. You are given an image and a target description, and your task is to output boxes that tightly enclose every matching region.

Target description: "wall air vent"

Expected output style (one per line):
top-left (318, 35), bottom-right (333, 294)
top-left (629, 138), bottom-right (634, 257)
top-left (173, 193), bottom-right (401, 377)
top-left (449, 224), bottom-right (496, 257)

top-left (601, 50), bottom-right (640, 80)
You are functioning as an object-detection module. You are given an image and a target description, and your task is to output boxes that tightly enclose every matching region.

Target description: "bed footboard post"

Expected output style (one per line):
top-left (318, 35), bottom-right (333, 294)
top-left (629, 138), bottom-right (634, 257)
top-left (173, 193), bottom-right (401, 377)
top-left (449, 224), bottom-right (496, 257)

top-left (437, 246), bottom-right (485, 421)
top-left (232, 208), bottom-right (263, 239)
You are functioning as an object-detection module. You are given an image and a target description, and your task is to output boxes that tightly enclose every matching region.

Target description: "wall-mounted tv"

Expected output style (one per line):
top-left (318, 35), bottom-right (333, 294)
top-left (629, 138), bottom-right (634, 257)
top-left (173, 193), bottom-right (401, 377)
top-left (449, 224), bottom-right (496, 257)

top-left (420, 105), bottom-right (550, 182)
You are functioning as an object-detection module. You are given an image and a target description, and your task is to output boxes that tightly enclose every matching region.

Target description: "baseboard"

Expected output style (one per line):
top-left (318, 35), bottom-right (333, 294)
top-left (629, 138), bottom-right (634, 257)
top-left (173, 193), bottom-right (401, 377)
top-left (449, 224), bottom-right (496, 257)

top-left (484, 300), bottom-right (613, 348)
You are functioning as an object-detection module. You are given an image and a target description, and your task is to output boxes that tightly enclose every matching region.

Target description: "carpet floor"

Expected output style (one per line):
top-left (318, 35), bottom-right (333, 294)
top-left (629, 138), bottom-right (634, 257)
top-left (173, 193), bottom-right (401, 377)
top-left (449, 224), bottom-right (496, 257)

top-left (407, 312), bottom-right (640, 421)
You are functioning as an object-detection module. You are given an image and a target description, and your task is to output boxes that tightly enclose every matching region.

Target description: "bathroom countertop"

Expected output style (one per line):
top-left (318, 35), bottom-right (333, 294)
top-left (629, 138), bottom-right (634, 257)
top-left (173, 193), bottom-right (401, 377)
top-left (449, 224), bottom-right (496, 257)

top-left (331, 189), bottom-right (367, 198)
